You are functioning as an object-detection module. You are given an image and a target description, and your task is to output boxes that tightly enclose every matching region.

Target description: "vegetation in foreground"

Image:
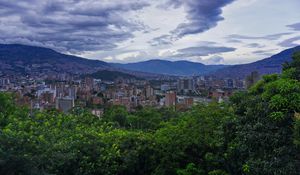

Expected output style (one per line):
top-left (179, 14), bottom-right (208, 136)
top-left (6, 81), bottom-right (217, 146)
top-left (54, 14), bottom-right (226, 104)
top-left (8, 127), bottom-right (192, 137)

top-left (0, 53), bottom-right (300, 175)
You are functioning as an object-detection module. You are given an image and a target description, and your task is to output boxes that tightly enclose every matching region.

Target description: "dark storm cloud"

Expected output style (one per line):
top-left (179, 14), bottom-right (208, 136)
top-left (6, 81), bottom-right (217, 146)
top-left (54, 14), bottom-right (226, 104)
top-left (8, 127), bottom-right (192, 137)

top-left (167, 0), bottom-right (235, 37)
top-left (151, 0), bottom-right (235, 45)
top-left (0, 0), bottom-right (150, 53)
top-left (278, 36), bottom-right (300, 47)
top-left (175, 46), bottom-right (236, 57)
top-left (287, 22), bottom-right (300, 31)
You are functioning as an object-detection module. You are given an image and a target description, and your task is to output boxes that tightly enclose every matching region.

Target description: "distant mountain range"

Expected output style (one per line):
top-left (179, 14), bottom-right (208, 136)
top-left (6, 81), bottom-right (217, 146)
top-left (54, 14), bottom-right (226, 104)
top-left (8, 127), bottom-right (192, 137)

top-left (0, 44), bottom-right (299, 78)
top-left (212, 46), bottom-right (300, 78)
top-left (111, 60), bottom-right (227, 76)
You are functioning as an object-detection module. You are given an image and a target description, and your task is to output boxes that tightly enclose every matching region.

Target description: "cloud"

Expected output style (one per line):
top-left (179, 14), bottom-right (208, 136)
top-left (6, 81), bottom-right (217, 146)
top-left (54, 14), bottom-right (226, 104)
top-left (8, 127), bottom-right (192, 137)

top-left (227, 33), bottom-right (292, 41)
top-left (89, 49), bottom-right (151, 63)
top-left (278, 36), bottom-right (300, 47)
top-left (227, 39), bottom-right (243, 43)
top-left (148, 35), bottom-right (174, 46)
top-left (115, 51), bottom-right (147, 61)
top-left (287, 22), bottom-right (300, 31)
top-left (150, 0), bottom-right (235, 45)
top-left (175, 46), bottom-right (236, 57)
top-left (0, 0), bottom-right (150, 53)
top-left (245, 43), bottom-right (265, 48)
top-left (167, 0), bottom-right (235, 37)
top-left (252, 49), bottom-right (278, 56)
top-left (203, 55), bottom-right (225, 64)
top-left (196, 41), bottom-right (218, 45)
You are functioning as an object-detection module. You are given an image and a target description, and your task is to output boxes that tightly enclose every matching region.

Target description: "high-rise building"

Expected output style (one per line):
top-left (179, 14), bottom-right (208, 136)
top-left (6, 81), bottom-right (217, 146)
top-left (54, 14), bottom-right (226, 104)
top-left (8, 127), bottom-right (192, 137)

top-left (85, 77), bottom-right (94, 90)
top-left (145, 84), bottom-right (154, 98)
top-left (226, 79), bottom-right (235, 88)
top-left (56, 97), bottom-right (74, 113)
top-left (165, 91), bottom-right (176, 107)
top-left (184, 97), bottom-right (194, 108)
top-left (177, 78), bottom-right (194, 93)
top-left (68, 86), bottom-right (77, 99)
top-left (0, 78), bottom-right (10, 86)
top-left (245, 71), bottom-right (260, 89)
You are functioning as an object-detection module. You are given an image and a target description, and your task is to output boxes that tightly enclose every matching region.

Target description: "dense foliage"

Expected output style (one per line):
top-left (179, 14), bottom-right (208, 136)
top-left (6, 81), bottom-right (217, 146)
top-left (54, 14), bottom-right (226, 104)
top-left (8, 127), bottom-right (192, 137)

top-left (0, 53), bottom-right (300, 175)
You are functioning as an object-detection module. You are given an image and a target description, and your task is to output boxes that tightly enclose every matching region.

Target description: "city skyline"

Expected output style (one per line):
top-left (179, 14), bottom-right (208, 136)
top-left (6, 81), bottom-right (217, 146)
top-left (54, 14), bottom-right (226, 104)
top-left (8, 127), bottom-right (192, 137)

top-left (0, 0), bottom-right (300, 64)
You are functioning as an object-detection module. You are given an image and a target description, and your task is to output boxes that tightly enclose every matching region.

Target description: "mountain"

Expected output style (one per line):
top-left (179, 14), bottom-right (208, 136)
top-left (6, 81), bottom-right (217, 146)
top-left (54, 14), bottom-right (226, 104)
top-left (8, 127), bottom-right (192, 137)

top-left (86, 70), bottom-right (142, 81)
top-left (211, 46), bottom-right (300, 79)
top-left (1, 44), bottom-right (299, 78)
top-left (111, 59), bottom-right (228, 76)
top-left (0, 44), bottom-right (109, 75)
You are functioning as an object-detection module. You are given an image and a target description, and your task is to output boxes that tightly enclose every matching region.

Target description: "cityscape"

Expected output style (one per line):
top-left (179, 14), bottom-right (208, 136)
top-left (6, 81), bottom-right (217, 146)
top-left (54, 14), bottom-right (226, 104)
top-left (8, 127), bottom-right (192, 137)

top-left (0, 71), bottom-right (251, 116)
top-left (0, 0), bottom-right (300, 175)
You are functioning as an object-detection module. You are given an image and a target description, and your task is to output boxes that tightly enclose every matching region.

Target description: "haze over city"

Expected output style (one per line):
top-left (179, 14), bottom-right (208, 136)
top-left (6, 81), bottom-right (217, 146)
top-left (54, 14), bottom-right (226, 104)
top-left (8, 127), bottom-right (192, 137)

top-left (1, 0), bottom-right (300, 64)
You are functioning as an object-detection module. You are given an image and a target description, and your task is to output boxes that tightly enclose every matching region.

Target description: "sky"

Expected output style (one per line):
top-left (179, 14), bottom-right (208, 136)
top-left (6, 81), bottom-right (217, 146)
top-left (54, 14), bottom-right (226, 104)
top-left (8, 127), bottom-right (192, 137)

top-left (0, 0), bottom-right (300, 65)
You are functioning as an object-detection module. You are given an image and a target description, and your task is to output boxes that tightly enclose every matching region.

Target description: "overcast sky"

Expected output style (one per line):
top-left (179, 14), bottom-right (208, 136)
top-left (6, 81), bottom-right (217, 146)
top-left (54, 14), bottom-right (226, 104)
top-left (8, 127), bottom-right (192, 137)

top-left (0, 0), bottom-right (300, 64)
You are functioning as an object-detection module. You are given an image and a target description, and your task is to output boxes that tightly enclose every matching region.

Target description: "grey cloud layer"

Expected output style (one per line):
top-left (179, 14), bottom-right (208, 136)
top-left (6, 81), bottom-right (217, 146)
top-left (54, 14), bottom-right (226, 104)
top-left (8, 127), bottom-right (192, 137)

top-left (175, 46), bottom-right (236, 57)
top-left (203, 55), bottom-right (225, 64)
top-left (245, 43), bottom-right (265, 48)
top-left (227, 33), bottom-right (292, 41)
top-left (278, 36), bottom-right (300, 47)
top-left (150, 0), bottom-right (235, 46)
top-left (168, 0), bottom-right (235, 37)
top-left (287, 22), bottom-right (300, 31)
top-left (0, 0), bottom-right (150, 52)
top-left (252, 49), bottom-right (278, 56)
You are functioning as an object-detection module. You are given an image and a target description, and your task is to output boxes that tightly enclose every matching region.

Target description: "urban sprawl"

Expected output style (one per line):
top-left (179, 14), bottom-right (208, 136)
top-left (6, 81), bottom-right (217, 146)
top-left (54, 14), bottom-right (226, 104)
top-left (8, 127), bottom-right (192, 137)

top-left (0, 72), bottom-right (260, 117)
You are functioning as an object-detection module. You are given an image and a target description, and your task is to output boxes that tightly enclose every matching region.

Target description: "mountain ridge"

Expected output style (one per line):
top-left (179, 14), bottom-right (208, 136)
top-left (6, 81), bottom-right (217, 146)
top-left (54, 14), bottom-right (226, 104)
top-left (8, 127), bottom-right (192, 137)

top-left (211, 46), bottom-right (300, 78)
top-left (0, 44), bottom-right (109, 74)
top-left (111, 59), bottom-right (228, 76)
top-left (0, 43), bottom-right (299, 78)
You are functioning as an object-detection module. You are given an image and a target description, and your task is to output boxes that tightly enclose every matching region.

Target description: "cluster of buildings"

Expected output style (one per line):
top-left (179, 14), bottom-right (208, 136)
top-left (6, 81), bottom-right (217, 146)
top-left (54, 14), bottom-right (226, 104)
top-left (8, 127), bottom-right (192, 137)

top-left (0, 72), bottom-right (252, 117)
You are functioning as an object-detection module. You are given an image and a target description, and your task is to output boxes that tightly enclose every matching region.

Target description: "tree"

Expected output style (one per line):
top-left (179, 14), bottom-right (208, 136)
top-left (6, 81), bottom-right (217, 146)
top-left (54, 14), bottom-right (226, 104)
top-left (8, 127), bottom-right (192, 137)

top-left (228, 51), bottom-right (300, 175)
top-left (153, 103), bottom-right (234, 175)
top-left (103, 105), bottom-right (128, 127)
top-left (283, 51), bottom-right (300, 81)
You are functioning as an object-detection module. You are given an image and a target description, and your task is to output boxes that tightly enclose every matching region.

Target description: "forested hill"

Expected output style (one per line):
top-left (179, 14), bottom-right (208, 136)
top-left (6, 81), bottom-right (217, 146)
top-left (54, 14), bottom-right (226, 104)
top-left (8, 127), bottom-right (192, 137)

top-left (111, 60), bottom-right (227, 76)
top-left (0, 44), bottom-right (110, 74)
top-left (0, 52), bottom-right (300, 175)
